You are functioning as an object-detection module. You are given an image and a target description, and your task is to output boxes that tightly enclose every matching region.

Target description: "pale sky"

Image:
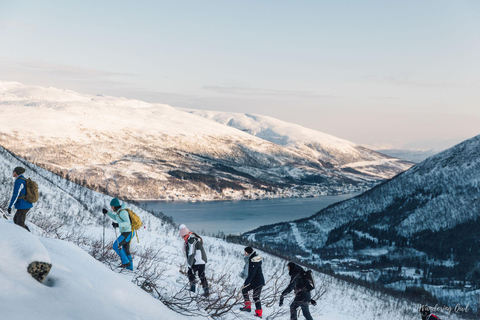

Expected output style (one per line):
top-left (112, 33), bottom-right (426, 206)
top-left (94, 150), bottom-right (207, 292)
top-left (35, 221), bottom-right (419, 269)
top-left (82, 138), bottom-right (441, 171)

top-left (1, 0), bottom-right (479, 150)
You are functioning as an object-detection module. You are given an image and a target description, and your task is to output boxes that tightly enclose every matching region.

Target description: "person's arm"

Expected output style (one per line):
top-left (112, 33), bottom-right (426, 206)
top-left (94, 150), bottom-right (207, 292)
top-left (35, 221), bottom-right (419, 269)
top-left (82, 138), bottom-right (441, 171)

top-left (187, 238), bottom-right (196, 268)
top-left (243, 260), bottom-right (258, 288)
top-left (8, 179), bottom-right (23, 209)
top-left (118, 210), bottom-right (130, 232)
top-left (281, 275), bottom-right (298, 297)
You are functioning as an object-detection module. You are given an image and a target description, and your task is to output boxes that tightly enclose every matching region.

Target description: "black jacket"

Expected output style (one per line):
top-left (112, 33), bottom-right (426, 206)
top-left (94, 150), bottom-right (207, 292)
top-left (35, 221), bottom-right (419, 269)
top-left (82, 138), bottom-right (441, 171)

top-left (244, 252), bottom-right (265, 289)
top-left (282, 264), bottom-right (309, 297)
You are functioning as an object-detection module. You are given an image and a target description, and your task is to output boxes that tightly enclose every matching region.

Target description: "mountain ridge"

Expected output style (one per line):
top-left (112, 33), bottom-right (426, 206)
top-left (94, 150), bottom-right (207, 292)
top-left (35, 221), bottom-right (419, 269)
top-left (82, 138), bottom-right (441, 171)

top-left (0, 81), bottom-right (412, 201)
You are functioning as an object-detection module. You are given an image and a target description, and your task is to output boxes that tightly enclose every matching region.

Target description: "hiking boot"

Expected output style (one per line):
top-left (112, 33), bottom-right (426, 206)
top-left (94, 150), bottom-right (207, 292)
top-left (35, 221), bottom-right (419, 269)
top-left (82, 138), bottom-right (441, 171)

top-left (202, 287), bottom-right (210, 297)
top-left (240, 301), bottom-right (251, 312)
top-left (119, 262), bottom-right (131, 268)
top-left (189, 284), bottom-right (196, 292)
top-left (254, 309), bottom-right (263, 318)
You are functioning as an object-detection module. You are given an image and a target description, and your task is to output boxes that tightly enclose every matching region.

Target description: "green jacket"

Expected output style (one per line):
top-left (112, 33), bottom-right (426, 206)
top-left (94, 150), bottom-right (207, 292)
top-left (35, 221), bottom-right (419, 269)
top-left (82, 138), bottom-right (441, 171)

top-left (107, 204), bottom-right (132, 233)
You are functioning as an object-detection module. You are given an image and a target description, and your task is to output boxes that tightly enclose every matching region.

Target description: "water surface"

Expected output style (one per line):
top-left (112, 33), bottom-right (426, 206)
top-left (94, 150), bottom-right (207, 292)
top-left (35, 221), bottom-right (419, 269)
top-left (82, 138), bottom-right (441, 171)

top-left (139, 194), bottom-right (357, 235)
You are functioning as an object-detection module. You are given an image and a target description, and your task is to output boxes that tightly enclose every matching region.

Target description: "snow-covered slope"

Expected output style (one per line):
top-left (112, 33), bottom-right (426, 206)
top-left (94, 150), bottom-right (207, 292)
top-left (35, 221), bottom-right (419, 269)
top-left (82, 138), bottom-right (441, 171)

top-left (0, 220), bottom-right (185, 320)
top-left (0, 81), bottom-right (411, 201)
top-left (184, 109), bottom-right (411, 177)
top-left (0, 145), bottom-right (459, 319)
top-left (243, 135), bottom-right (480, 306)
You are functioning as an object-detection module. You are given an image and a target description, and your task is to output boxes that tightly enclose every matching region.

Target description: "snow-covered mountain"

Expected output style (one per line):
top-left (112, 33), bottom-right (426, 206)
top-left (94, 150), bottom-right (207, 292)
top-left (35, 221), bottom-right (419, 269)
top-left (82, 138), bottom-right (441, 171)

top-left (0, 145), bottom-right (458, 319)
top-left (0, 81), bottom-right (412, 201)
top-left (243, 135), bottom-right (480, 306)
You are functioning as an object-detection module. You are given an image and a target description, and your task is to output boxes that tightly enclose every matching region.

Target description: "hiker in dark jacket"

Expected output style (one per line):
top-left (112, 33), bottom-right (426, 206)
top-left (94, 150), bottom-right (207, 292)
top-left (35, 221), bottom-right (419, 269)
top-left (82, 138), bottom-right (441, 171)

top-left (102, 198), bottom-right (134, 270)
top-left (419, 305), bottom-right (441, 320)
top-left (239, 246), bottom-right (265, 318)
top-left (7, 167), bottom-right (33, 231)
top-left (179, 224), bottom-right (209, 297)
top-left (279, 262), bottom-right (314, 320)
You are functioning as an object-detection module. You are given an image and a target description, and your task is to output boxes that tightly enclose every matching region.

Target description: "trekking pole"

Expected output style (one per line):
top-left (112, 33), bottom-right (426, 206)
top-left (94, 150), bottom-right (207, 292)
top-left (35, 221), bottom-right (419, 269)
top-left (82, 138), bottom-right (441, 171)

top-left (0, 208), bottom-right (8, 220)
top-left (102, 214), bottom-right (106, 257)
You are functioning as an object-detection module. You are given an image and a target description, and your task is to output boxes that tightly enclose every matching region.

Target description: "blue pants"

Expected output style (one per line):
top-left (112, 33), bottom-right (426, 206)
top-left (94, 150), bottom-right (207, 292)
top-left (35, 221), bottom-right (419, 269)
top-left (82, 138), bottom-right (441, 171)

top-left (113, 231), bottom-right (133, 264)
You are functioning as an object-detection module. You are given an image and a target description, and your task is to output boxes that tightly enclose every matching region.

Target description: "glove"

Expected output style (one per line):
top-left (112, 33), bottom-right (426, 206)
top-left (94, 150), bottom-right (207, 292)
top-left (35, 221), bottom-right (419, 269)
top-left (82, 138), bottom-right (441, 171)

top-left (112, 222), bottom-right (119, 228)
top-left (7, 208), bottom-right (11, 214)
top-left (279, 297), bottom-right (284, 307)
top-left (310, 299), bottom-right (317, 306)
top-left (102, 208), bottom-right (108, 214)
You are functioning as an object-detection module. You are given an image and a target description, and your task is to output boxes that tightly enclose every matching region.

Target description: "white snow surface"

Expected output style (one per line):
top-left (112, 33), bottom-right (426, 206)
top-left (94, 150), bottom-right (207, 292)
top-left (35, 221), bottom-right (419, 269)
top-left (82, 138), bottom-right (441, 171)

top-left (0, 220), bottom-right (186, 320)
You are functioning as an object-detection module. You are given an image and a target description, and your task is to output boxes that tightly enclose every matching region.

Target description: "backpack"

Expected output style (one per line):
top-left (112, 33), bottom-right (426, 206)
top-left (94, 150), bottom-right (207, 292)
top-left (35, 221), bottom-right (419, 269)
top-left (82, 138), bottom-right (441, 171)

top-left (119, 208), bottom-right (143, 242)
top-left (18, 177), bottom-right (39, 203)
top-left (302, 270), bottom-right (315, 291)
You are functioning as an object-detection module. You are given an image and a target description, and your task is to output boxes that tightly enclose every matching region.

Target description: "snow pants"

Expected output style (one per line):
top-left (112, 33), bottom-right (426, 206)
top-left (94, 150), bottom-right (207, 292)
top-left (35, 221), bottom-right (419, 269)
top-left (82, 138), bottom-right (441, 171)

top-left (14, 209), bottom-right (30, 232)
top-left (113, 231), bottom-right (133, 264)
top-left (290, 291), bottom-right (313, 320)
top-left (242, 285), bottom-right (263, 310)
top-left (188, 264), bottom-right (208, 289)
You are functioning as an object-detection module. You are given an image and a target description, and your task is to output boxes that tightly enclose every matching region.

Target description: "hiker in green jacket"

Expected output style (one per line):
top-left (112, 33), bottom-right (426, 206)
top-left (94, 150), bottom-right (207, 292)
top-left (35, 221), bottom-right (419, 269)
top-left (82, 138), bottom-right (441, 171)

top-left (102, 198), bottom-right (134, 270)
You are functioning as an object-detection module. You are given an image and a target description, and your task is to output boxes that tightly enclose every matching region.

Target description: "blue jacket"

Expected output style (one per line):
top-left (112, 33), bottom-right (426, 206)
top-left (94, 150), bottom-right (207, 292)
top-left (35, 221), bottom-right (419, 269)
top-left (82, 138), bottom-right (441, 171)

top-left (9, 175), bottom-right (33, 210)
top-left (107, 204), bottom-right (132, 233)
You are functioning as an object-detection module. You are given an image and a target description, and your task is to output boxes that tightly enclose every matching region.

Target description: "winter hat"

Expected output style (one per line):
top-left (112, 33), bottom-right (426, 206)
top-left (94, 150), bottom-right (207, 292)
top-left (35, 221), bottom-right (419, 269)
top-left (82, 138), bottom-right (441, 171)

top-left (287, 262), bottom-right (296, 274)
top-left (179, 224), bottom-right (191, 237)
top-left (13, 167), bottom-right (25, 175)
top-left (110, 198), bottom-right (121, 207)
top-left (244, 247), bottom-right (254, 254)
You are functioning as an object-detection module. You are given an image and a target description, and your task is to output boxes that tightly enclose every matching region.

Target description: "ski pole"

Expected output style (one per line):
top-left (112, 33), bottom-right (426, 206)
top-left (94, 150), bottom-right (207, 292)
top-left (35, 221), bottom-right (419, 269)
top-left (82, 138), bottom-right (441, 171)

top-left (102, 213), bottom-right (106, 257)
top-left (0, 208), bottom-right (8, 220)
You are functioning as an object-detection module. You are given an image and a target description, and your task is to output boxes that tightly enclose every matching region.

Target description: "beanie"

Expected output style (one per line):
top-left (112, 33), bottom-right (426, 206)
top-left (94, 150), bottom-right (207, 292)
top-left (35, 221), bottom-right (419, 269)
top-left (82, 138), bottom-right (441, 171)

top-left (13, 167), bottom-right (25, 175)
top-left (244, 247), bottom-right (254, 254)
top-left (179, 224), bottom-right (191, 237)
top-left (110, 198), bottom-right (121, 207)
top-left (287, 262), bottom-right (296, 270)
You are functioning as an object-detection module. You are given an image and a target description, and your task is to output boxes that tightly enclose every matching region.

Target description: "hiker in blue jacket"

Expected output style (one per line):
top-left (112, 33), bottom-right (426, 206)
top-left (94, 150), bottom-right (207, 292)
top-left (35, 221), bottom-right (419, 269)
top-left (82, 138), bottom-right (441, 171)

top-left (7, 167), bottom-right (33, 231)
top-left (102, 198), bottom-right (134, 270)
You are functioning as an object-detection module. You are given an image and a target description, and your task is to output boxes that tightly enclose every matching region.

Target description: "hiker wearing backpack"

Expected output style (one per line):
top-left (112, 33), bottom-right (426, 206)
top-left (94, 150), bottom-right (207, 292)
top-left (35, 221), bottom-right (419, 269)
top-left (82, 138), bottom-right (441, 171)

top-left (179, 224), bottom-right (210, 297)
top-left (239, 246), bottom-right (265, 318)
top-left (279, 262), bottom-right (316, 320)
top-left (7, 167), bottom-right (35, 232)
top-left (419, 305), bottom-right (441, 320)
top-left (102, 198), bottom-right (134, 271)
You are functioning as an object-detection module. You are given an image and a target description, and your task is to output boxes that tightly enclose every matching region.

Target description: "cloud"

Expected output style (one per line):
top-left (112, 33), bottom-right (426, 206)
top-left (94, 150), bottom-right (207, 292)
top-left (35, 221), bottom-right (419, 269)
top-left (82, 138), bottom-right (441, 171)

top-left (370, 75), bottom-right (463, 89)
top-left (0, 19), bottom-right (35, 31)
top-left (202, 85), bottom-right (332, 99)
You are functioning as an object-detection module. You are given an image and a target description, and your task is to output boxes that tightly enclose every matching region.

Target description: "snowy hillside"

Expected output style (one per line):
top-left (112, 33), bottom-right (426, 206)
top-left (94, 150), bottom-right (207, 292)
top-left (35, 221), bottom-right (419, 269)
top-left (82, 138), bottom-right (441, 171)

top-left (0, 81), bottom-right (411, 201)
top-left (0, 146), bottom-right (458, 319)
top-left (184, 109), bottom-right (412, 178)
top-left (243, 135), bottom-right (480, 308)
top-left (0, 220), bottom-right (186, 320)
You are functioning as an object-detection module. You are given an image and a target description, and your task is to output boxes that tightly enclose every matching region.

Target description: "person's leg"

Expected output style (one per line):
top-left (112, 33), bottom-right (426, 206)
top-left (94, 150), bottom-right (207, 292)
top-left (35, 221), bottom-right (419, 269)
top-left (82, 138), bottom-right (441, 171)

top-left (253, 286), bottom-right (263, 317)
top-left (122, 233), bottom-right (133, 270)
top-left (194, 264), bottom-right (209, 296)
top-left (253, 286), bottom-right (263, 310)
top-left (14, 209), bottom-right (30, 231)
top-left (300, 302), bottom-right (314, 320)
top-left (196, 264), bottom-right (208, 289)
top-left (112, 233), bottom-right (130, 265)
top-left (187, 267), bottom-right (196, 291)
top-left (290, 300), bottom-right (300, 320)
top-left (241, 287), bottom-right (252, 311)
